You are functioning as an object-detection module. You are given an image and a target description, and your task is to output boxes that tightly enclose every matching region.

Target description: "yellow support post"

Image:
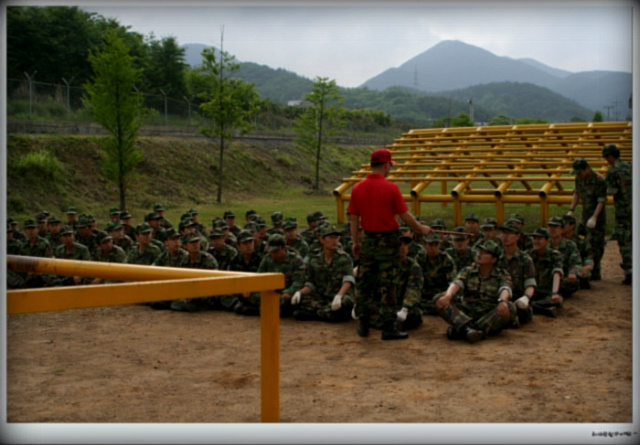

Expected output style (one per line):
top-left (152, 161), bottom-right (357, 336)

top-left (260, 289), bottom-right (280, 423)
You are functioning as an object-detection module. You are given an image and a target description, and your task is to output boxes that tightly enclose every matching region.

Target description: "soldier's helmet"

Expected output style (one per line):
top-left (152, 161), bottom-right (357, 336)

top-left (602, 143), bottom-right (620, 158)
top-left (476, 239), bottom-right (502, 258)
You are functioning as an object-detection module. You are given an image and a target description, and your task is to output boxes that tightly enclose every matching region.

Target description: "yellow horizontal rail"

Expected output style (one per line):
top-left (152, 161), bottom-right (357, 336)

top-left (6, 255), bottom-right (283, 423)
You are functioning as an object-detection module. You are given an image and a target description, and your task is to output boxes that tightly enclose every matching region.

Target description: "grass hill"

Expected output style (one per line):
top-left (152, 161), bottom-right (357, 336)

top-left (6, 134), bottom-right (376, 227)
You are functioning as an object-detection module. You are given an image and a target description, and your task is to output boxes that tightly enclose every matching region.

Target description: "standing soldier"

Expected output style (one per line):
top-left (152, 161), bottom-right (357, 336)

top-left (290, 224), bottom-right (355, 322)
top-left (435, 240), bottom-right (516, 343)
top-left (348, 148), bottom-right (432, 340)
top-left (602, 143), bottom-right (632, 285)
top-left (568, 158), bottom-right (607, 281)
top-left (498, 220), bottom-right (537, 326)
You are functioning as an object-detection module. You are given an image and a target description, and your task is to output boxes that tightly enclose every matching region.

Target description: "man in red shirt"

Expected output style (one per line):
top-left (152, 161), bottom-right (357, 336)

top-left (349, 148), bottom-right (432, 340)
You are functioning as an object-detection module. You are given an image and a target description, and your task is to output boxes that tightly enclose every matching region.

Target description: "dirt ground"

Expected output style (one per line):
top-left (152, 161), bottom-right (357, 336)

top-left (5, 241), bottom-right (633, 428)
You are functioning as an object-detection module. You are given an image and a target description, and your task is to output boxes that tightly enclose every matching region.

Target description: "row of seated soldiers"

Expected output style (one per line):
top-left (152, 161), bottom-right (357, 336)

top-left (6, 206), bottom-right (596, 332)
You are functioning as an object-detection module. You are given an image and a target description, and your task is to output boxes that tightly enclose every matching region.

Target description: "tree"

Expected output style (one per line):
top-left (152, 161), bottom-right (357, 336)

top-left (592, 110), bottom-right (604, 122)
top-left (193, 37), bottom-right (260, 203)
top-left (144, 35), bottom-right (188, 102)
top-left (451, 112), bottom-right (474, 127)
top-left (83, 30), bottom-right (146, 211)
top-left (295, 77), bottom-right (344, 192)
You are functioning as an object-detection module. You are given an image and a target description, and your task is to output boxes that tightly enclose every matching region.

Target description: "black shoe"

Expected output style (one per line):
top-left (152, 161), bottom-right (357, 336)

top-left (293, 310), bottom-right (316, 321)
top-left (532, 304), bottom-right (557, 318)
top-left (357, 319), bottom-right (370, 337)
top-left (238, 305), bottom-right (260, 316)
top-left (462, 324), bottom-right (483, 343)
top-left (622, 274), bottom-right (632, 285)
top-left (150, 301), bottom-right (171, 310)
top-left (579, 277), bottom-right (591, 289)
top-left (446, 326), bottom-right (460, 340)
top-left (591, 272), bottom-right (602, 281)
top-left (381, 322), bottom-right (409, 340)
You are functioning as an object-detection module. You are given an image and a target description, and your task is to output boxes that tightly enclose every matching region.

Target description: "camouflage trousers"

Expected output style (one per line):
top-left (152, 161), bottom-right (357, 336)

top-left (298, 292), bottom-right (355, 322)
top-left (560, 277), bottom-right (580, 298)
top-left (583, 223), bottom-right (606, 276)
top-left (354, 230), bottom-right (401, 324)
top-left (614, 221), bottom-right (632, 276)
top-left (435, 292), bottom-right (517, 335)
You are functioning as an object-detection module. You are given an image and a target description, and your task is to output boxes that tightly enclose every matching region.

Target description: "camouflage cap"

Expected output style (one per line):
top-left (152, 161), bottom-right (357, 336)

top-left (255, 217), bottom-right (267, 228)
top-left (178, 218), bottom-right (195, 231)
top-left (213, 219), bottom-right (228, 230)
top-left (423, 233), bottom-right (442, 243)
top-left (223, 210), bottom-right (235, 219)
top-left (602, 143), bottom-right (619, 157)
top-left (267, 234), bottom-right (286, 252)
top-left (188, 208), bottom-right (198, 215)
top-left (452, 226), bottom-right (469, 241)
top-left (208, 228), bottom-right (224, 238)
top-left (430, 219), bottom-right (446, 229)
top-left (66, 206), bottom-right (78, 215)
top-left (547, 216), bottom-right (565, 227)
top-left (7, 223), bottom-right (12, 232)
top-left (237, 230), bottom-right (254, 243)
top-left (245, 209), bottom-right (257, 219)
top-left (105, 221), bottom-right (122, 232)
top-left (109, 207), bottom-right (121, 215)
top-left (36, 212), bottom-right (48, 223)
top-left (165, 228), bottom-right (181, 239)
top-left (153, 203), bottom-right (165, 212)
top-left (271, 212), bottom-right (284, 224)
top-left (59, 225), bottom-right (74, 236)
top-left (571, 158), bottom-right (589, 175)
top-left (476, 239), bottom-right (502, 258)
top-left (499, 220), bottom-right (522, 234)
top-left (184, 233), bottom-right (201, 243)
top-left (508, 213), bottom-right (525, 224)
top-left (399, 234), bottom-right (413, 243)
top-left (23, 218), bottom-right (37, 229)
top-left (145, 212), bottom-right (162, 221)
top-left (120, 211), bottom-right (132, 220)
top-left (244, 221), bottom-right (258, 232)
top-left (562, 214), bottom-right (577, 225)
top-left (135, 222), bottom-right (152, 234)
top-left (480, 217), bottom-right (498, 229)
top-left (47, 215), bottom-right (61, 224)
top-left (306, 212), bottom-right (317, 223)
top-left (529, 227), bottom-right (550, 239)
top-left (7, 217), bottom-right (16, 225)
top-left (464, 213), bottom-right (479, 222)
top-left (318, 224), bottom-right (341, 238)
top-left (96, 230), bottom-right (113, 244)
top-left (283, 218), bottom-right (298, 230)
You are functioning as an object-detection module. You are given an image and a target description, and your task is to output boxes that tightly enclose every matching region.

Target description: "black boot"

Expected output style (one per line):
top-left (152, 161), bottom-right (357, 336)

top-left (357, 318), bottom-right (370, 337)
top-left (531, 302), bottom-right (557, 318)
top-left (622, 274), bottom-right (632, 285)
top-left (579, 277), bottom-right (591, 289)
top-left (381, 321), bottom-right (408, 340)
top-left (461, 323), bottom-right (483, 343)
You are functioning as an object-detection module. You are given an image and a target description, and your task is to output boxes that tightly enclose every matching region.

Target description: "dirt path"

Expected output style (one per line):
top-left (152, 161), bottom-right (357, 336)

top-left (5, 241), bottom-right (633, 433)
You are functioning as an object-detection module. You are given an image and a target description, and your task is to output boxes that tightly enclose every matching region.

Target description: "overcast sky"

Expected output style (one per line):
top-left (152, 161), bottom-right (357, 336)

top-left (8, 0), bottom-right (636, 87)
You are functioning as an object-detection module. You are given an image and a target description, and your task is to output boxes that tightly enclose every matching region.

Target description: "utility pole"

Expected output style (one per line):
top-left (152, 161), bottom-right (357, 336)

top-left (160, 88), bottom-right (171, 126)
top-left (24, 71), bottom-right (37, 119)
top-left (468, 95), bottom-right (474, 124)
top-left (604, 105), bottom-right (613, 121)
top-left (414, 65), bottom-right (418, 89)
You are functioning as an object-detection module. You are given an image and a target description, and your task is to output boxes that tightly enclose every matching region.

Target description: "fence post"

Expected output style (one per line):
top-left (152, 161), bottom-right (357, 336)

top-left (24, 71), bottom-right (37, 119)
top-left (62, 76), bottom-right (75, 118)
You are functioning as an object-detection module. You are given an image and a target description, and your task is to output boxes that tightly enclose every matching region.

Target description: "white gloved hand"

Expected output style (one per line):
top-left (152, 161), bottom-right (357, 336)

top-left (515, 295), bottom-right (530, 310)
top-left (586, 216), bottom-right (597, 229)
top-left (351, 305), bottom-right (359, 320)
top-left (567, 210), bottom-right (574, 217)
top-left (331, 294), bottom-right (342, 311)
top-left (397, 307), bottom-right (409, 322)
top-left (291, 291), bottom-right (301, 305)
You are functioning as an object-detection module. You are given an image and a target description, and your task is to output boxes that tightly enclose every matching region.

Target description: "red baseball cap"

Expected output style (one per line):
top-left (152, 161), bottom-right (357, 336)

top-left (370, 148), bottom-right (395, 165)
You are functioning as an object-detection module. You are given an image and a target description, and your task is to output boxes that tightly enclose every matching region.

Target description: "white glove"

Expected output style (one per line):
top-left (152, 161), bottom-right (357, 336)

top-left (331, 294), bottom-right (342, 311)
top-left (515, 295), bottom-right (530, 310)
top-left (351, 305), bottom-right (359, 320)
top-left (397, 307), bottom-right (409, 322)
top-left (567, 210), bottom-right (574, 217)
top-left (291, 291), bottom-right (301, 305)
top-left (586, 216), bottom-right (597, 229)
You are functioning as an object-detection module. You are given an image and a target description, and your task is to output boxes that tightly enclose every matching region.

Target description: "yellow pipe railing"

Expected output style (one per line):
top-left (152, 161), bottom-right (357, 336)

top-left (6, 255), bottom-right (284, 423)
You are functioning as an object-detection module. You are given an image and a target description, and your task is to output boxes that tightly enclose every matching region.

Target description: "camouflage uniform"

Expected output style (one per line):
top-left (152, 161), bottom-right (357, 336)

top-left (445, 245), bottom-right (476, 272)
top-left (604, 153), bottom-right (632, 280)
top-left (437, 261), bottom-right (516, 337)
top-left (528, 244), bottom-right (564, 308)
top-left (256, 245), bottom-right (305, 317)
top-left (418, 248), bottom-right (457, 315)
top-left (171, 249), bottom-right (219, 312)
top-left (572, 159), bottom-right (607, 278)
top-left (497, 248), bottom-right (536, 325)
top-left (229, 232), bottom-right (265, 314)
top-left (153, 246), bottom-right (188, 267)
top-left (395, 253), bottom-right (425, 330)
top-left (53, 241), bottom-right (91, 286)
top-left (297, 246), bottom-right (355, 322)
top-left (19, 235), bottom-right (53, 258)
top-left (207, 240), bottom-right (238, 271)
top-left (550, 237), bottom-right (582, 298)
top-left (125, 242), bottom-right (162, 265)
top-left (94, 244), bottom-right (127, 264)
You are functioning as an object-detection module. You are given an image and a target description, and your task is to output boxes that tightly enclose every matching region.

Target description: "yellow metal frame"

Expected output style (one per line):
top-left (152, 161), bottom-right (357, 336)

top-left (6, 255), bottom-right (284, 422)
top-left (334, 122), bottom-right (631, 226)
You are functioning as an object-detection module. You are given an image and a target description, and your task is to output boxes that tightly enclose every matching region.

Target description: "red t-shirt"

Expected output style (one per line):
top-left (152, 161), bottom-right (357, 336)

top-left (348, 173), bottom-right (408, 232)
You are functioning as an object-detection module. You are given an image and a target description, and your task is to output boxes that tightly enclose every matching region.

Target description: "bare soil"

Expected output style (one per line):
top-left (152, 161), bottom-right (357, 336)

top-left (6, 241), bottom-right (633, 426)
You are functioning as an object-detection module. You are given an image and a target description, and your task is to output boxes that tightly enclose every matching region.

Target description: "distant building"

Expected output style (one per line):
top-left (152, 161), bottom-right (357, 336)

top-left (287, 100), bottom-right (312, 107)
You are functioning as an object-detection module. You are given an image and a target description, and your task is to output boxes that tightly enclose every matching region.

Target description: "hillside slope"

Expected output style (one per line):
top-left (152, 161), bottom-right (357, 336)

top-left (6, 134), bottom-right (375, 220)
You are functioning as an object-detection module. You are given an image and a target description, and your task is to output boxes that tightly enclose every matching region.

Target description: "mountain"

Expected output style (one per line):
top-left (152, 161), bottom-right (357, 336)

top-left (360, 40), bottom-right (631, 116)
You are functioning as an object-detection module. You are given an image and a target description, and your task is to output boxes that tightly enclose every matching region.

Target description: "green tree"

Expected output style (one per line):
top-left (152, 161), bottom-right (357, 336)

top-left (592, 110), bottom-right (604, 122)
top-left (295, 77), bottom-right (345, 191)
top-left (193, 42), bottom-right (260, 203)
top-left (489, 114), bottom-right (514, 126)
top-left (451, 112), bottom-right (474, 127)
top-left (83, 30), bottom-right (146, 211)
top-left (144, 35), bottom-right (188, 100)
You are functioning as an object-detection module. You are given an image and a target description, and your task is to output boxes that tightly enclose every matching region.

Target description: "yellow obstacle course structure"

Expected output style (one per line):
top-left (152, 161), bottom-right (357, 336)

top-left (6, 255), bottom-right (285, 423)
top-left (334, 122), bottom-right (632, 227)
